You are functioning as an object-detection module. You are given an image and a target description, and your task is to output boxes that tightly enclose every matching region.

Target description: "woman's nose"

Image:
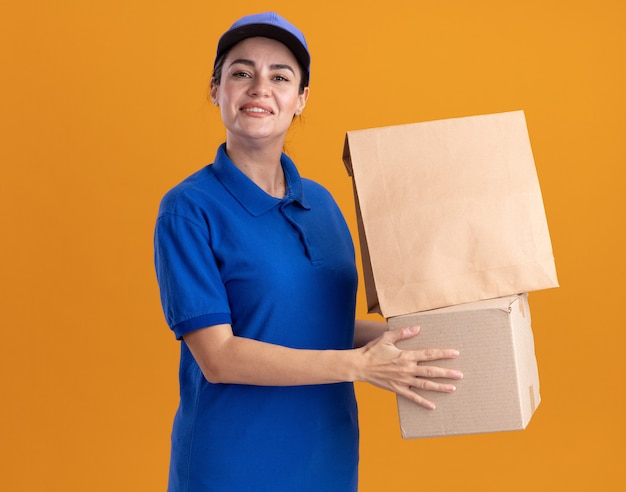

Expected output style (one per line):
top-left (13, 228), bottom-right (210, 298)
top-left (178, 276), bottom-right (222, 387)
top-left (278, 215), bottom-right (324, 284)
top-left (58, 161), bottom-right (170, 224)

top-left (248, 78), bottom-right (271, 97)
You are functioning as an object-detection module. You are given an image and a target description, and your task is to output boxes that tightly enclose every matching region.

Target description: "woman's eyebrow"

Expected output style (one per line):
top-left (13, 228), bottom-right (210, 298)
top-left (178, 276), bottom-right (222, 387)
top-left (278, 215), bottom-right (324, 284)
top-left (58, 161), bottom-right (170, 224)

top-left (270, 64), bottom-right (296, 75)
top-left (229, 58), bottom-right (255, 68)
top-left (229, 58), bottom-right (295, 75)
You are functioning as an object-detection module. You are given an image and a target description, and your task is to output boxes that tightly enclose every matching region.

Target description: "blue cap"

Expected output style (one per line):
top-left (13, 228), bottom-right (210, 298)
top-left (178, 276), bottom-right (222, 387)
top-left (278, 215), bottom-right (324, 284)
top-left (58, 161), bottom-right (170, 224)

top-left (214, 12), bottom-right (310, 86)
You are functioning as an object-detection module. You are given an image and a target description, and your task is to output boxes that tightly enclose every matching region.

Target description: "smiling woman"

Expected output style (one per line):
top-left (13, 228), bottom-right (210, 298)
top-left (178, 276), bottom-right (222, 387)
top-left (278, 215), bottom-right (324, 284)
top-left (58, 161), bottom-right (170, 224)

top-left (210, 37), bottom-right (309, 177)
top-left (153, 11), bottom-right (461, 492)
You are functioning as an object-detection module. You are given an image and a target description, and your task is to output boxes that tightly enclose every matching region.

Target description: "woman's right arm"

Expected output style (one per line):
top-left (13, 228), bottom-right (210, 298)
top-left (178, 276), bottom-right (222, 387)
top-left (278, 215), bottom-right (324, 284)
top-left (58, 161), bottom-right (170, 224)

top-left (183, 324), bottom-right (462, 410)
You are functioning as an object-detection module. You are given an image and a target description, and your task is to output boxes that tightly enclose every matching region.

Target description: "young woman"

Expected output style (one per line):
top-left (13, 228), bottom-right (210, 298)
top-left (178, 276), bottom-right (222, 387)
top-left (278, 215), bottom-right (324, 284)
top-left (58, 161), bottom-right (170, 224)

top-left (154, 12), bottom-right (462, 492)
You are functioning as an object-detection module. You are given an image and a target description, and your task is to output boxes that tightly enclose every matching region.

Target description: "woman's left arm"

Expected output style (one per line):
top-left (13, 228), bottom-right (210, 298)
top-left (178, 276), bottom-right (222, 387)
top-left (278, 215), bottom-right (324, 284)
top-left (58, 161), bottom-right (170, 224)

top-left (354, 319), bottom-right (388, 348)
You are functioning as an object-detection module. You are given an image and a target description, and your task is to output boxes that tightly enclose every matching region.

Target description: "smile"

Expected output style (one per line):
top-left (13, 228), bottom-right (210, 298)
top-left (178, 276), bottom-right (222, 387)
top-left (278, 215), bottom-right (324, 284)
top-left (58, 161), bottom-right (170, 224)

top-left (241, 107), bottom-right (273, 114)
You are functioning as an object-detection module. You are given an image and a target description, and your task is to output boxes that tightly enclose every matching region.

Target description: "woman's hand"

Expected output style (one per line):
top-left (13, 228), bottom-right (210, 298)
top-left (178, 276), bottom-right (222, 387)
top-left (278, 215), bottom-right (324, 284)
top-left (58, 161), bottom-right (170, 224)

top-left (355, 326), bottom-right (463, 409)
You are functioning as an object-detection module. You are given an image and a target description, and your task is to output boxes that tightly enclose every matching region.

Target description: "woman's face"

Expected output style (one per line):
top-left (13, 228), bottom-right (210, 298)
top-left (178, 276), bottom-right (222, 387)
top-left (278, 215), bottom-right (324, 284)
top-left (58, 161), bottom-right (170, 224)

top-left (211, 37), bottom-right (309, 147)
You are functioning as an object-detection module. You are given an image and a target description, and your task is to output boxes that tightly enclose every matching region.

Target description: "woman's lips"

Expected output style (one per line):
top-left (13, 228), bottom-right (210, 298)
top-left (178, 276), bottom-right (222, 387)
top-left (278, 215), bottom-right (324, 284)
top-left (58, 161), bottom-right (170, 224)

top-left (240, 104), bottom-right (274, 115)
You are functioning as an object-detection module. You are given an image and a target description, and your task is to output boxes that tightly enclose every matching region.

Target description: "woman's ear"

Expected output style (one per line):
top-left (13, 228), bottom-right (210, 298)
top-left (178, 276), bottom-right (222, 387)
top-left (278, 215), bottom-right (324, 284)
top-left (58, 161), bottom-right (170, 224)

top-left (210, 82), bottom-right (219, 106)
top-left (295, 87), bottom-right (310, 116)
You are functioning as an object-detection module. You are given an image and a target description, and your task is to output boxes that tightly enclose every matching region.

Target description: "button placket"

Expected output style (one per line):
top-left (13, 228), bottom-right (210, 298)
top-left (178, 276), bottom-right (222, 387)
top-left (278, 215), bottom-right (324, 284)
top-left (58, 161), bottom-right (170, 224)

top-left (279, 200), bottom-right (317, 263)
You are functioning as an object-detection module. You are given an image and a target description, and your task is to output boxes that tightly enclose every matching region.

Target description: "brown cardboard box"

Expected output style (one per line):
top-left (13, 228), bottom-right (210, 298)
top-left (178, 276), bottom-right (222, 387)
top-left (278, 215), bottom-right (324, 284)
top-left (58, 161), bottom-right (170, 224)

top-left (388, 294), bottom-right (540, 438)
top-left (343, 111), bottom-right (558, 318)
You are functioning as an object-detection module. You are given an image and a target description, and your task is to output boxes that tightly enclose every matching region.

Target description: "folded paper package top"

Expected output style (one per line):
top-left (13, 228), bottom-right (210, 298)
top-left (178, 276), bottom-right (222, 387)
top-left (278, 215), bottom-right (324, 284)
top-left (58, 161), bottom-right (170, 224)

top-left (343, 110), bottom-right (558, 318)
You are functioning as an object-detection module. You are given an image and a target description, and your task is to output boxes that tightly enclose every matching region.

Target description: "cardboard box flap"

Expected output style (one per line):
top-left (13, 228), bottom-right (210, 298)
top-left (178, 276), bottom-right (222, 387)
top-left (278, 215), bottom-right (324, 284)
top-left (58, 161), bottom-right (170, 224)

top-left (401, 293), bottom-right (525, 317)
top-left (344, 110), bottom-right (559, 317)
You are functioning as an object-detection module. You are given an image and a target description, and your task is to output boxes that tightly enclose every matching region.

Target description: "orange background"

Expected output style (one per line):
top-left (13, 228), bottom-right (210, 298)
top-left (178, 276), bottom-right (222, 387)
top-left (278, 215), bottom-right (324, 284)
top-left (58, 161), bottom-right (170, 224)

top-left (1, 0), bottom-right (624, 490)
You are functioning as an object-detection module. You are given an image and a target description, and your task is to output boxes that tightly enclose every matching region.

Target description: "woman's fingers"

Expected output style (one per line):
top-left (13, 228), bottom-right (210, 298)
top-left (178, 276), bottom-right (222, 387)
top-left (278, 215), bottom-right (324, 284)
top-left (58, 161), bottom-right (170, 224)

top-left (395, 384), bottom-right (439, 410)
top-left (360, 326), bottom-right (463, 408)
top-left (412, 347), bottom-right (461, 363)
top-left (414, 363), bottom-right (463, 381)
top-left (395, 373), bottom-right (459, 410)
top-left (381, 325), bottom-right (421, 344)
top-left (381, 326), bottom-right (460, 363)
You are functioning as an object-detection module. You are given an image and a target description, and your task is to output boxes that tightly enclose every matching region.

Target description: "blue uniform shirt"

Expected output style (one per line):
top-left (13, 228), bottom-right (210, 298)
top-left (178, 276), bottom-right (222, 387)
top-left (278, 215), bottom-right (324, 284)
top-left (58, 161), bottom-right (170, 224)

top-left (154, 144), bottom-right (360, 491)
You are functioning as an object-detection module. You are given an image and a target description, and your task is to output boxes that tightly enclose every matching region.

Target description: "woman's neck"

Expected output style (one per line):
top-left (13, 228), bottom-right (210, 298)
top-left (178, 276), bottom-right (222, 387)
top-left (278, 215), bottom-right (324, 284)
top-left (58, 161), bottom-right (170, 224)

top-left (225, 139), bottom-right (286, 198)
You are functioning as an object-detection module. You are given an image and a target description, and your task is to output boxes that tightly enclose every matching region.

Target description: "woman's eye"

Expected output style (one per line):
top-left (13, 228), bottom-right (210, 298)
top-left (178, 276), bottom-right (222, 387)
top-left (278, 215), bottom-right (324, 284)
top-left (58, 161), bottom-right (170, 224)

top-left (273, 75), bottom-right (289, 82)
top-left (233, 71), bottom-right (251, 78)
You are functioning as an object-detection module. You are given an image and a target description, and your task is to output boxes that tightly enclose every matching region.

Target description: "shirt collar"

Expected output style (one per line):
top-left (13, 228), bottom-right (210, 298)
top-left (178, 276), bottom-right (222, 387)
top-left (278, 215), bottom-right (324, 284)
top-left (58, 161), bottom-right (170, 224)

top-left (211, 144), bottom-right (310, 216)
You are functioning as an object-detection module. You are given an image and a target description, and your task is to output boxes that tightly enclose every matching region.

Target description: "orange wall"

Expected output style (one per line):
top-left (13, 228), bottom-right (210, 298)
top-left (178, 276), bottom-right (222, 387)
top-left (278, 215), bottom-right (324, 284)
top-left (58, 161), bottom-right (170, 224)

top-left (1, 1), bottom-right (624, 490)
